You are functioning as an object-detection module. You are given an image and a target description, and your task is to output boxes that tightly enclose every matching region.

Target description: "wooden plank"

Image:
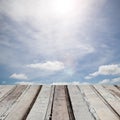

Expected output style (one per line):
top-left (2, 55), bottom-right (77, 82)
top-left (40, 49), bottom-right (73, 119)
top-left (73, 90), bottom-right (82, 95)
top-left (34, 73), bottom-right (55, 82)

top-left (94, 85), bottom-right (120, 116)
top-left (0, 85), bottom-right (27, 119)
top-left (68, 85), bottom-right (94, 120)
top-left (116, 85), bottom-right (120, 90)
top-left (45, 85), bottom-right (55, 120)
top-left (26, 86), bottom-right (51, 120)
top-left (52, 85), bottom-right (69, 120)
top-left (103, 85), bottom-right (120, 100)
top-left (79, 85), bottom-right (119, 120)
top-left (0, 85), bottom-right (16, 100)
top-left (5, 85), bottom-right (41, 120)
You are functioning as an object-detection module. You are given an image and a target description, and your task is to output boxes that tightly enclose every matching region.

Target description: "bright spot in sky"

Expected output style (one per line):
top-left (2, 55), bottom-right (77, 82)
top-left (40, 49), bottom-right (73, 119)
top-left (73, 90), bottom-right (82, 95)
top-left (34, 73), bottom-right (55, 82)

top-left (52, 0), bottom-right (76, 16)
top-left (1, 0), bottom-right (119, 84)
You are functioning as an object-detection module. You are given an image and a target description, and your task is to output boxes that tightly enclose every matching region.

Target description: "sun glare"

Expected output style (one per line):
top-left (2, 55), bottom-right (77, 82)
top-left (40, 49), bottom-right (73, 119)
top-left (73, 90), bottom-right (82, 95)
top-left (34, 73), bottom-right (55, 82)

top-left (52, 0), bottom-right (76, 16)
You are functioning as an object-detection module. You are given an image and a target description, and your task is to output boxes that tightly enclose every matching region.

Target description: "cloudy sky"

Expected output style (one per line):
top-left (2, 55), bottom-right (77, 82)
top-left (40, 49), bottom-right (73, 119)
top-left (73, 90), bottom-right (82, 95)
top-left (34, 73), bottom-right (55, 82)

top-left (0, 0), bottom-right (120, 84)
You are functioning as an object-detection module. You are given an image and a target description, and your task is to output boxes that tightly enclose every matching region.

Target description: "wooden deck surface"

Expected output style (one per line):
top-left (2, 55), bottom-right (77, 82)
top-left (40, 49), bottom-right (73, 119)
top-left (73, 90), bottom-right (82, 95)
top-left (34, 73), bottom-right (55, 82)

top-left (0, 85), bottom-right (119, 120)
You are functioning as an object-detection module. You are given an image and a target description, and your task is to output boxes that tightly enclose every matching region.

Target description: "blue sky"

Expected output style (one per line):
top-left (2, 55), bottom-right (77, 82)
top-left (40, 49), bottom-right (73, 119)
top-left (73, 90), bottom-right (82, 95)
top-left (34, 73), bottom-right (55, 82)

top-left (0, 0), bottom-right (120, 84)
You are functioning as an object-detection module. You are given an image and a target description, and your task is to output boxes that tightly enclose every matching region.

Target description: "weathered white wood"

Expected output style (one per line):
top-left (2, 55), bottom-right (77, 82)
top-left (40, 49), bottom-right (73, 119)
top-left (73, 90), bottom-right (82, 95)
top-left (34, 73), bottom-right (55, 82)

top-left (45, 85), bottom-right (55, 120)
top-left (0, 85), bottom-right (27, 119)
top-left (0, 85), bottom-right (119, 120)
top-left (79, 85), bottom-right (119, 120)
top-left (5, 85), bottom-right (40, 120)
top-left (94, 85), bottom-right (120, 115)
top-left (68, 85), bottom-right (94, 120)
top-left (116, 85), bottom-right (120, 89)
top-left (103, 85), bottom-right (120, 100)
top-left (0, 85), bottom-right (15, 99)
top-left (52, 86), bottom-right (69, 120)
top-left (26, 86), bottom-right (51, 120)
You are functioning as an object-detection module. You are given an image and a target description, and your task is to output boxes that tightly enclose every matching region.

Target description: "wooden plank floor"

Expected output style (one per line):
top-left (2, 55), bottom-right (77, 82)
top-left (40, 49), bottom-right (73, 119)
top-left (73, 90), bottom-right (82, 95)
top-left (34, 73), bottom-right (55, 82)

top-left (0, 85), bottom-right (119, 120)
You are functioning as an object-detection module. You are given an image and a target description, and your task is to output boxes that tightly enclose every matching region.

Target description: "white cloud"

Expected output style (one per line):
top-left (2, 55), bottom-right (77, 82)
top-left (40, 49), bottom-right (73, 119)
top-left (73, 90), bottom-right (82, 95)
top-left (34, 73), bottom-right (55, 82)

top-left (85, 64), bottom-right (120, 79)
top-left (16, 81), bottom-right (90, 85)
top-left (15, 81), bottom-right (34, 85)
top-left (111, 77), bottom-right (120, 83)
top-left (10, 73), bottom-right (28, 80)
top-left (26, 61), bottom-right (65, 71)
top-left (0, 0), bottom-right (106, 68)
top-left (52, 81), bottom-right (80, 85)
top-left (81, 82), bottom-right (90, 85)
top-left (0, 0), bottom-right (106, 22)
top-left (98, 79), bottom-right (110, 84)
top-left (84, 76), bottom-right (93, 80)
top-left (0, 0), bottom-right (113, 82)
top-left (52, 81), bottom-right (90, 85)
top-left (98, 77), bottom-right (120, 84)
top-left (15, 81), bottom-right (49, 85)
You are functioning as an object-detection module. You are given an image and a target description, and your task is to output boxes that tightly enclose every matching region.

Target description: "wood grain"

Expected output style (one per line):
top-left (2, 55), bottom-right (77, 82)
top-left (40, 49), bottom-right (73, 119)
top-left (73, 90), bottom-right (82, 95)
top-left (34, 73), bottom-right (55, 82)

top-left (94, 85), bottom-right (120, 116)
top-left (0, 85), bottom-right (16, 100)
top-left (52, 86), bottom-right (69, 120)
top-left (5, 85), bottom-right (41, 120)
top-left (79, 85), bottom-right (119, 120)
top-left (26, 86), bottom-right (51, 120)
top-left (0, 85), bottom-right (119, 120)
top-left (0, 85), bottom-right (27, 119)
top-left (68, 85), bottom-right (94, 120)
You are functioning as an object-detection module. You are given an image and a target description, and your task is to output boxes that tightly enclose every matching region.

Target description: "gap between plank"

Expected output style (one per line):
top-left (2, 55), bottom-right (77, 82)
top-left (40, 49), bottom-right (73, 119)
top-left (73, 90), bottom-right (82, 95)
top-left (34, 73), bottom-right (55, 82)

top-left (22, 85), bottom-right (42, 120)
top-left (47, 86), bottom-right (56, 120)
top-left (64, 85), bottom-right (75, 120)
top-left (91, 85), bottom-right (120, 119)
